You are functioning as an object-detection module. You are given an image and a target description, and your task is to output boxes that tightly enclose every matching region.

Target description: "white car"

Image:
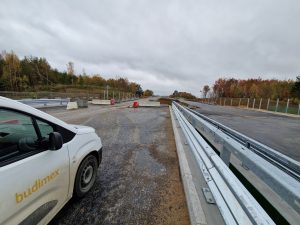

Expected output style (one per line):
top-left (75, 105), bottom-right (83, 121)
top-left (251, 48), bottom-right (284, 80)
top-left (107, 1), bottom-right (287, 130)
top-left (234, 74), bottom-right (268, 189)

top-left (0, 97), bottom-right (102, 225)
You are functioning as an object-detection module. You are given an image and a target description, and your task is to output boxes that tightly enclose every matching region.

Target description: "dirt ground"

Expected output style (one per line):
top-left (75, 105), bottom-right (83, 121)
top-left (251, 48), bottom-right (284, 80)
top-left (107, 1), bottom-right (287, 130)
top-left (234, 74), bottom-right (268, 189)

top-left (47, 106), bottom-right (189, 225)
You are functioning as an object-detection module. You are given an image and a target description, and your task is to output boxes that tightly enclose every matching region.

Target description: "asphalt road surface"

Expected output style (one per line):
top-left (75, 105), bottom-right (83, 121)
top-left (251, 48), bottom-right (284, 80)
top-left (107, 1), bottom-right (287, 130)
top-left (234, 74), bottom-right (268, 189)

top-left (44, 105), bottom-right (189, 225)
top-left (185, 101), bottom-right (300, 161)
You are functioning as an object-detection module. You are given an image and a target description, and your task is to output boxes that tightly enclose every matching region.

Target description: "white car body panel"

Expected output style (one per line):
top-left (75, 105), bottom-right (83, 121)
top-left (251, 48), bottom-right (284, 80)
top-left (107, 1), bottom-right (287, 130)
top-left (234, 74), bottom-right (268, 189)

top-left (66, 132), bottom-right (102, 199)
top-left (70, 124), bottom-right (96, 134)
top-left (0, 147), bottom-right (70, 225)
top-left (0, 97), bottom-right (102, 225)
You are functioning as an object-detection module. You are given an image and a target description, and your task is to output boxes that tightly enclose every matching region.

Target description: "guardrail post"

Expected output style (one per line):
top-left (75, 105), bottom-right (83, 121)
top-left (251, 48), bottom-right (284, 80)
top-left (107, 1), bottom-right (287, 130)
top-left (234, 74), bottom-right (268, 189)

top-left (103, 90), bottom-right (105, 100)
top-left (267, 98), bottom-right (270, 110)
top-left (275, 98), bottom-right (279, 112)
top-left (285, 99), bottom-right (290, 113)
top-left (259, 98), bottom-right (262, 110)
top-left (220, 145), bottom-right (231, 166)
top-left (247, 98), bottom-right (249, 108)
top-left (231, 98), bottom-right (233, 106)
top-left (238, 98), bottom-right (241, 107)
top-left (298, 104), bottom-right (300, 115)
top-left (252, 98), bottom-right (256, 109)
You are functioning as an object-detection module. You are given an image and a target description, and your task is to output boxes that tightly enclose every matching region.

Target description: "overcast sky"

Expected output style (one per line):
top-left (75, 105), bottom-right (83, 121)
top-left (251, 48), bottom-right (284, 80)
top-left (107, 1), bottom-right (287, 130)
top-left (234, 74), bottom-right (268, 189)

top-left (1, 0), bottom-right (299, 96)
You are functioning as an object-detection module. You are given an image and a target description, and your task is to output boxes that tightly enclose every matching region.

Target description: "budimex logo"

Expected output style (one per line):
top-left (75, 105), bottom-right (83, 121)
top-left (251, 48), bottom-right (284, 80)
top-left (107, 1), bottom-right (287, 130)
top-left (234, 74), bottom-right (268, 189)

top-left (15, 169), bottom-right (60, 204)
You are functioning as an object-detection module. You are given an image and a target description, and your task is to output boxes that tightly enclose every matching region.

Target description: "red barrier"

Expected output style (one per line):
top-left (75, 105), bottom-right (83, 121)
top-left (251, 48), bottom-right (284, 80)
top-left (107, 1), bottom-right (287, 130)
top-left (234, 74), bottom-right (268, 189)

top-left (133, 101), bottom-right (139, 108)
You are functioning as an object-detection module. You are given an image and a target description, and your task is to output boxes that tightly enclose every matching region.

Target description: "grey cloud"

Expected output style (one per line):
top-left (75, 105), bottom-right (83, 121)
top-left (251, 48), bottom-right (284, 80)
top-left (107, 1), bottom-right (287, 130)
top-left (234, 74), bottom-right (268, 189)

top-left (1, 0), bottom-right (299, 96)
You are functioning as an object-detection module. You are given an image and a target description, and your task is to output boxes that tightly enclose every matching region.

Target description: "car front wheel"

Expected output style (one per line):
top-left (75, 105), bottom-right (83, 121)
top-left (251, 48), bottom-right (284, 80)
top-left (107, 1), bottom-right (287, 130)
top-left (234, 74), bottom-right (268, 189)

top-left (74, 154), bottom-right (98, 197)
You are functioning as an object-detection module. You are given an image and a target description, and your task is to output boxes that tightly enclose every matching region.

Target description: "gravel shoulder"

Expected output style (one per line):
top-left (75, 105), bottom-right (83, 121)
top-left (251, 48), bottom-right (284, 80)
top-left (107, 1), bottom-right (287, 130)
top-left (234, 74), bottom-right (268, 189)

top-left (47, 106), bottom-right (189, 225)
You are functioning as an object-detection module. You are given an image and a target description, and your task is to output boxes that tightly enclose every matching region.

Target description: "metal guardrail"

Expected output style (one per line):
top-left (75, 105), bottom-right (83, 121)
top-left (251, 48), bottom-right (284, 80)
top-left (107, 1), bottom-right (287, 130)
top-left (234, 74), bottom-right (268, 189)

top-left (172, 103), bottom-right (275, 225)
top-left (18, 99), bottom-right (70, 108)
top-left (172, 101), bottom-right (300, 224)
top-left (186, 107), bottom-right (300, 182)
top-left (17, 98), bottom-right (139, 109)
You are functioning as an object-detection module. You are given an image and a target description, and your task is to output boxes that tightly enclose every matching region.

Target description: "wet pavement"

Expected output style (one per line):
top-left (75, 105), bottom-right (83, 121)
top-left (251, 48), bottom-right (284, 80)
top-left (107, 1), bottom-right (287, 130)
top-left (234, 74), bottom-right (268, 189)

top-left (45, 105), bottom-right (189, 225)
top-left (185, 101), bottom-right (300, 161)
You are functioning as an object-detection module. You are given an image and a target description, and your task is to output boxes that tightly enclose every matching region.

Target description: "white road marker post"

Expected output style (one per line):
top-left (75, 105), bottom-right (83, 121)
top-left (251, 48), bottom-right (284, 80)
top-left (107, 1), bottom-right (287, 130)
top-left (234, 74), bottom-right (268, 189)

top-left (259, 98), bottom-right (262, 110)
top-left (275, 98), bottom-right (279, 112)
top-left (285, 99), bottom-right (290, 113)
top-left (267, 98), bottom-right (270, 111)
top-left (106, 85), bottom-right (109, 100)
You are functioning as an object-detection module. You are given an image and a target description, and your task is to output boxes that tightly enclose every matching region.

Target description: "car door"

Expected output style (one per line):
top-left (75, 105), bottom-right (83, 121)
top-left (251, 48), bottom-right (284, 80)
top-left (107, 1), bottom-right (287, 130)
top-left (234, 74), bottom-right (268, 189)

top-left (0, 108), bottom-right (70, 225)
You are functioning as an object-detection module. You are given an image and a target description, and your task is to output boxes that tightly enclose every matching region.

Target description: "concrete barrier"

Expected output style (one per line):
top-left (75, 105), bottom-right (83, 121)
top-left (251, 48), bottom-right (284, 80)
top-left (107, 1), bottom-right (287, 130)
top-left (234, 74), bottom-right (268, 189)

top-left (170, 106), bottom-right (207, 225)
top-left (91, 99), bottom-right (111, 105)
top-left (66, 102), bottom-right (78, 110)
top-left (76, 99), bottom-right (88, 108)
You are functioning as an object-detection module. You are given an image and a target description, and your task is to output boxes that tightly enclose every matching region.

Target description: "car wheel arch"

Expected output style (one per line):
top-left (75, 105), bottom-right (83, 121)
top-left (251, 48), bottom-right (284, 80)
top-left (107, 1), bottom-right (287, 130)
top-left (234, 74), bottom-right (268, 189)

top-left (71, 150), bottom-right (101, 196)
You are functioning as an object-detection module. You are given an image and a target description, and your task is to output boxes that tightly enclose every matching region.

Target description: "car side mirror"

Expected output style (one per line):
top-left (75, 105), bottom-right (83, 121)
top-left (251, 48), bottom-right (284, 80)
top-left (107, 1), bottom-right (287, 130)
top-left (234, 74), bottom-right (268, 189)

top-left (49, 132), bottom-right (63, 150)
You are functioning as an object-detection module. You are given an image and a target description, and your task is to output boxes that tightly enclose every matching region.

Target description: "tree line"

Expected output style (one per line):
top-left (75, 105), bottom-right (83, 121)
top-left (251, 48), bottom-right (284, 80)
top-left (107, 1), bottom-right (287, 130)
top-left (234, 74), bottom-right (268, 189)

top-left (0, 50), bottom-right (148, 95)
top-left (209, 77), bottom-right (300, 100)
top-left (170, 90), bottom-right (197, 99)
top-left (170, 77), bottom-right (300, 101)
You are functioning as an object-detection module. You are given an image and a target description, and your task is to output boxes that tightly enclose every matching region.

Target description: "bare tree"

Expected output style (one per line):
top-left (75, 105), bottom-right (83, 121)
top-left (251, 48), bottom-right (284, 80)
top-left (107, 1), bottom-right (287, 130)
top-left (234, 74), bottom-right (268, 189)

top-left (3, 51), bottom-right (20, 91)
top-left (203, 85), bottom-right (210, 98)
top-left (67, 62), bottom-right (74, 85)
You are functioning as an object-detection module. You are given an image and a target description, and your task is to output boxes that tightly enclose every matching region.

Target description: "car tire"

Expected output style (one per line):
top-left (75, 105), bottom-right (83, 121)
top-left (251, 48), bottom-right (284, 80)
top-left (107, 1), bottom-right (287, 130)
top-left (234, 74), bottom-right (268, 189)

top-left (74, 154), bottom-right (98, 198)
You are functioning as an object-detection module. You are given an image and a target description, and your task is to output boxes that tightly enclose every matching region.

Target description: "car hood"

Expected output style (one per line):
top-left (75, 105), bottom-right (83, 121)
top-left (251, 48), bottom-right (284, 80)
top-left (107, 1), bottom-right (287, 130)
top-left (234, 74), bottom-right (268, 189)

top-left (70, 124), bottom-right (96, 134)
